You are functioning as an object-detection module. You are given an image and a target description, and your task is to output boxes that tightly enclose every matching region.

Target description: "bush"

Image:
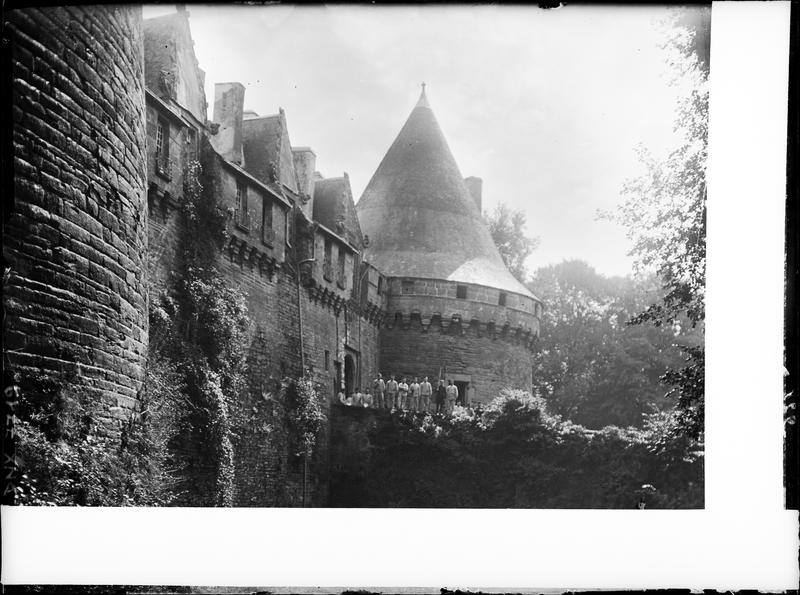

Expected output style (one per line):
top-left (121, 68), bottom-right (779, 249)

top-left (329, 389), bottom-right (703, 508)
top-left (12, 373), bottom-right (178, 506)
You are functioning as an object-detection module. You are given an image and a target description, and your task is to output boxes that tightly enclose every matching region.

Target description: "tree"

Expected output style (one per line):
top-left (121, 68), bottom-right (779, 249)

top-left (529, 260), bottom-right (696, 429)
top-left (603, 9), bottom-right (709, 439)
top-left (484, 203), bottom-right (540, 283)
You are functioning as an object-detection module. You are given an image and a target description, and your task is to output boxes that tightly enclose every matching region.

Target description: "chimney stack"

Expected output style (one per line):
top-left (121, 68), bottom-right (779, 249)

top-left (464, 177), bottom-right (483, 213)
top-left (211, 82), bottom-right (245, 164)
top-left (292, 147), bottom-right (317, 217)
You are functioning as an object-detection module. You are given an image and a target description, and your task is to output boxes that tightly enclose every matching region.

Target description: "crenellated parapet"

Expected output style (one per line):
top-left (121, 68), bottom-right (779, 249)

top-left (356, 300), bottom-right (387, 327)
top-left (225, 234), bottom-right (280, 280)
top-left (384, 311), bottom-right (538, 351)
top-left (383, 276), bottom-right (541, 341)
top-left (305, 282), bottom-right (347, 315)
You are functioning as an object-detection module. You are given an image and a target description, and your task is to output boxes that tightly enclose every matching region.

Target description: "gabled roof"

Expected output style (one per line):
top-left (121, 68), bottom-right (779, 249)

top-left (355, 87), bottom-right (534, 298)
top-left (313, 174), bottom-right (363, 248)
top-left (143, 11), bottom-right (207, 123)
top-left (241, 109), bottom-right (299, 193)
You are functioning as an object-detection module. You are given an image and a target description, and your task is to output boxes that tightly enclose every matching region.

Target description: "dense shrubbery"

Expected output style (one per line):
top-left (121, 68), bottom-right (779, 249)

top-left (330, 390), bottom-right (703, 508)
top-left (12, 374), bottom-right (177, 506)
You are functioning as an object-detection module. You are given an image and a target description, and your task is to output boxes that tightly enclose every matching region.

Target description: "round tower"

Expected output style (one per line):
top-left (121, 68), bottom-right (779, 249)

top-left (356, 86), bottom-right (541, 404)
top-left (4, 6), bottom-right (149, 436)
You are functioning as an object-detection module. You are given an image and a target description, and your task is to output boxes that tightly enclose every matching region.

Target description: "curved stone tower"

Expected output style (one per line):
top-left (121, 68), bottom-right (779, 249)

top-left (356, 87), bottom-right (541, 403)
top-left (4, 6), bottom-right (148, 436)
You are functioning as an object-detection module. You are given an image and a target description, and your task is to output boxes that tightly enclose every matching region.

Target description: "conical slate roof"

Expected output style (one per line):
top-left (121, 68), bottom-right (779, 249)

top-left (356, 88), bottom-right (533, 298)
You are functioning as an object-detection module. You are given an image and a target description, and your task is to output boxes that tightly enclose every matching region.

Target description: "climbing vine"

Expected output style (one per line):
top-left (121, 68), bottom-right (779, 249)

top-left (285, 376), bottom-right (326, 459)
top-left (147, 142), bottom-right (250, 506)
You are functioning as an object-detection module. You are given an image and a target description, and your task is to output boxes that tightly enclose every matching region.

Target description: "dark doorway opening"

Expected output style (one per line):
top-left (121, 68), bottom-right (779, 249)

top-left (334, 360), bottom-right (342, 399)
top-left (455, 381), bottom-right (469, 406)
top-left (344, 354), bottom-right (356, 398)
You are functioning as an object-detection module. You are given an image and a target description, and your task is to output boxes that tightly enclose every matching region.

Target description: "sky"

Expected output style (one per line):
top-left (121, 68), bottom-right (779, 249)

top-left (144, 4), bottom-right (696, 277)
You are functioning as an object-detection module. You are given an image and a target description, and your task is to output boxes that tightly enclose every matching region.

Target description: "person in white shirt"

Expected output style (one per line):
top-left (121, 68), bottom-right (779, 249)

top-left (351, 388), bottom-right (362, 407)
top-left (373, 373), bottom-right (385, 409)
top-left (445, 380), bottom-right (458, 414)
top-left (408, 377), bottom-right (421, 411)
top-left (362, 387), bottom-right (374, 408)
top-left (385, 375), bottom-right (398, 410)
top-left (397, 378), bottom-right (409, 410)
top-left (419, 376), bottom-right (433, 413)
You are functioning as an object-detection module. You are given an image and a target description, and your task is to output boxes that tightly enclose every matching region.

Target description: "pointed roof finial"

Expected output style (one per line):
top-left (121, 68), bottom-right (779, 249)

top-left (416, 82), bottom-right (430, 109)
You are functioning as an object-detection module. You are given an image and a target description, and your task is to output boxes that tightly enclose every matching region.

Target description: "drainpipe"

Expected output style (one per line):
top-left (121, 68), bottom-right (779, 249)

top-left (295, 259), bottom-right (315, 374)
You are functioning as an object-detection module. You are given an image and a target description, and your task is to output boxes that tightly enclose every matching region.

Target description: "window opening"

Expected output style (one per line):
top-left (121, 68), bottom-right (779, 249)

top-left (236, 182), bottom-right (249, 229)
top-left (262, 199), bottom-right (274, 245)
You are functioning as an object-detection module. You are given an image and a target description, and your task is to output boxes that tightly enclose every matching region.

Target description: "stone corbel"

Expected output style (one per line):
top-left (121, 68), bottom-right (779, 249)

top-left (226, 236), bottom-right (239, 262)
top-left (420, 315), bottom-right (431, 333)
top-left (468, 318), bottom-right (480, 336)
top-left (235, 242), bottom-right (247, 268)
top-left (244, 245), bottom-right (256, 271)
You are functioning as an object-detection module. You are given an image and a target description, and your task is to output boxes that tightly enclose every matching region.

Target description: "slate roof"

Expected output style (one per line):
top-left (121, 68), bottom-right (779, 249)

top-left (355, 88), bottom-right (534, 298)
top-left (313, 175), bottom-right (363, 248)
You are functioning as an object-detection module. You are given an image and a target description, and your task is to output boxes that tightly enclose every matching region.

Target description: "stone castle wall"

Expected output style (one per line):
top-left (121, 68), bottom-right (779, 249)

top-left (380, 320), bottom-right (534, 403)
top-left (5, 6), bottom-right (539, 505)
top-left (380, 276), bottom-right (538, 403)
top-left (4, 6), bottom-right (148, 435)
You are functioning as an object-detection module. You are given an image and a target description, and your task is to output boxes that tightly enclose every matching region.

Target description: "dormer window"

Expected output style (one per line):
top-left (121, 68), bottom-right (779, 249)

top-left (456, 284), bottom-right (467, 299)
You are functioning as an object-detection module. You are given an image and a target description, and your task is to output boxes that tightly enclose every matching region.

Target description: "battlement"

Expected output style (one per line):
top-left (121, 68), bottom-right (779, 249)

top-left (384, 276), bottom-right (541, 337)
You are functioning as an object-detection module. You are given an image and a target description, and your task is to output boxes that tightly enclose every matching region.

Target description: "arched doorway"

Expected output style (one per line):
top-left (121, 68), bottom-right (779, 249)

top-left (344, 354), bottom-right (355, 398)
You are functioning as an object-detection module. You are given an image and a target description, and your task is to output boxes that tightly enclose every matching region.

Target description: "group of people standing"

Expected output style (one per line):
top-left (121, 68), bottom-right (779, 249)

top-left (338, 373), bottom-right (462, 414)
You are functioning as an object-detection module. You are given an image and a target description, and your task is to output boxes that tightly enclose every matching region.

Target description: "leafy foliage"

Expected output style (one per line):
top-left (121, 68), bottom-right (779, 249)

top-left (529, 260), bottom-right (700, 429)
top-left (483, 203), bottom-right (540, 283)
top-left (330, 390), bottom-right (703, 508)
top-left (146, 152), bottom-right (250, 506)
top-left (285, 376), bottom-right (326, 459)
top-left (602, 13), bottom-right (708, 439)
top-left (12, 374), bottom-right (178, 506)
